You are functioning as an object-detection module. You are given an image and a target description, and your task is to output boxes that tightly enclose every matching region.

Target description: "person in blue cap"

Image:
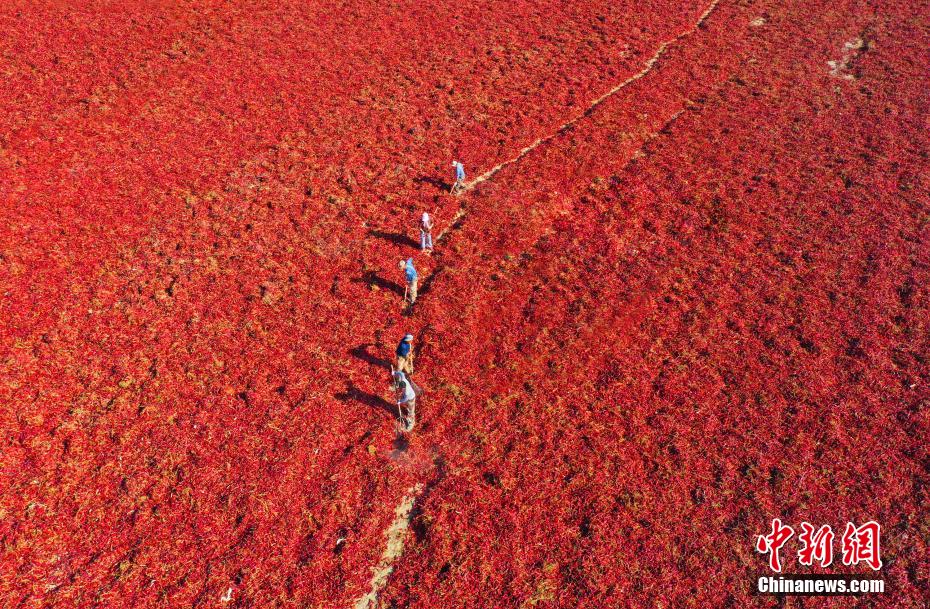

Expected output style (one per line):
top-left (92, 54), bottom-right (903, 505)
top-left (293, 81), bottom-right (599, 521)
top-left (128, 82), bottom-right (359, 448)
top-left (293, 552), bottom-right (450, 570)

top-left (395, 333), bottom-right (414, 374)
top-left (399, 257), bottom-right (418, 304)
top-left (451, 160), bottom-right (466, 194)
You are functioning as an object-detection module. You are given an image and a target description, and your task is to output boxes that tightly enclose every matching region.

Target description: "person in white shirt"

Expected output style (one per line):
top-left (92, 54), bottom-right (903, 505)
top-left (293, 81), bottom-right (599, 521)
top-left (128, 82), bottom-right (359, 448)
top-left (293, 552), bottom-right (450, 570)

top-left (393, 370), bottom-right (418, 432)
top-left (420, 212), bottom-right (434, 252)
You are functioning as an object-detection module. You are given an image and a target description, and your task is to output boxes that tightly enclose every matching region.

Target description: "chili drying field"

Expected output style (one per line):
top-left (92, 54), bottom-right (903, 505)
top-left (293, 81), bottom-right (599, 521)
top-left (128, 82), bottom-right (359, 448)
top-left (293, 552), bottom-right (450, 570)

top-left (1, 0), bottom-right (928, 607)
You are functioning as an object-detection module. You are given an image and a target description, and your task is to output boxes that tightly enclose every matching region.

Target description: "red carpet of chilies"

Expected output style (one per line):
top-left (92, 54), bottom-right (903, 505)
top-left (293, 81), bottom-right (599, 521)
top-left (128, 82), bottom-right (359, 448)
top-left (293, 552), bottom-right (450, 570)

top-left (1, 0), bottom-right (927, 607)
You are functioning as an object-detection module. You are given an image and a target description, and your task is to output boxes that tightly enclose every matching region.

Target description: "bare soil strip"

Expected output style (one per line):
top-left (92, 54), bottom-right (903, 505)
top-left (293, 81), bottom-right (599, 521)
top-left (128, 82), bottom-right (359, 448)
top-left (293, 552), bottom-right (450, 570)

top-left (463, 0), bottom-right (721, 191)
top-left (352, 483), bottom-right (425, 609)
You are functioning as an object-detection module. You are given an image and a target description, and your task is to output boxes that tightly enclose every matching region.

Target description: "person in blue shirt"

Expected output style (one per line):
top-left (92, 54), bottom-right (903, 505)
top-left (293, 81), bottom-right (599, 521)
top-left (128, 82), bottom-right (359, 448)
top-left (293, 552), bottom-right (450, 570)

top-left (399, 257), bottom-right (418, 304)
top-left (395, 333), bottom-right (414, 374)
top-left (451, 160), bottom-right (466, 194)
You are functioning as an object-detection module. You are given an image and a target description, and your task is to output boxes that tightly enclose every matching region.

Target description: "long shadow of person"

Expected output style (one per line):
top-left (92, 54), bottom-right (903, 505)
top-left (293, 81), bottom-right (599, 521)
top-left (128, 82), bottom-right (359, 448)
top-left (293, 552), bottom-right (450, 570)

top-left (349, 344), bottom-right (391, 370)
top-left (351, 271), bottom-right (405, 296)
top-left (417, 268), bottom-right (443, 298)
top-left (367, 229), bottom-right (419, 249)
top-left (415, 175), bottom-right (451, 193)
top-left (335, 383), bottom-right (396, 417)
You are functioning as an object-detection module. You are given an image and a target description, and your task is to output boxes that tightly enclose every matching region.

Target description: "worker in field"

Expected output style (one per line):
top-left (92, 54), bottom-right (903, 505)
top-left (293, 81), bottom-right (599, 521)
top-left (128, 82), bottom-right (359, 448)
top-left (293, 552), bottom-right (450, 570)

top-left (420, 211), bottom-right (434, 252)
top-left (451, 160), bottom-right (466, 194)
top-left (399, 257), bottom-right (418, 305)
top-left (393, 370), bottom-right (419, 432)
top-left (396, 333), bottom-right (414, 374)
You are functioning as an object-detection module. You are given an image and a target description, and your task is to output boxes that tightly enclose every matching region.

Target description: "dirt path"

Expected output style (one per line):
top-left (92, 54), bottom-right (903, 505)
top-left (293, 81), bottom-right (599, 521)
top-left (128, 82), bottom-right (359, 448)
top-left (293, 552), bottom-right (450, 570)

top-left (463, 0), bottom-right (721, 191)
top-left (352, 483), bottom-right (424, 609)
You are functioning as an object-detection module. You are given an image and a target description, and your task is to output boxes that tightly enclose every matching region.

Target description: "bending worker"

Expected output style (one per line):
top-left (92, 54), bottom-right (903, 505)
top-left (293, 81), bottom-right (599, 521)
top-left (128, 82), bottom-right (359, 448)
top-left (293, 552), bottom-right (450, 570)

top-left (451, 160), bottom-right (466, 194)
top-left (393, 370), bottom-right (417, 432)
top-left (399, 257), bottom-right (418, 305)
